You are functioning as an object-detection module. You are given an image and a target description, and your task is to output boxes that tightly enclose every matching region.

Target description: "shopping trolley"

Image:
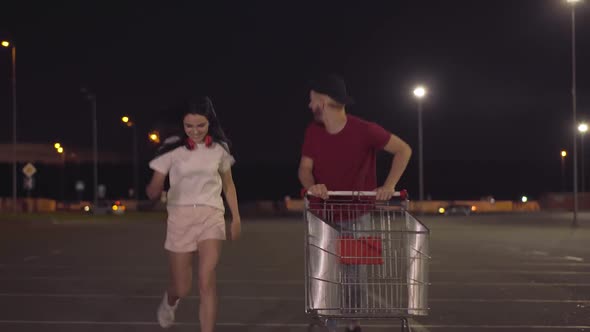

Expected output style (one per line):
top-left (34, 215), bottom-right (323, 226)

top-left (304, 191), bottom-right (430, 331)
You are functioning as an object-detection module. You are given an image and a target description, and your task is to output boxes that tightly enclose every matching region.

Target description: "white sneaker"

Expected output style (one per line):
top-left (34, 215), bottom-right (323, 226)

top-left (157, 292), bottom-right (179, 328)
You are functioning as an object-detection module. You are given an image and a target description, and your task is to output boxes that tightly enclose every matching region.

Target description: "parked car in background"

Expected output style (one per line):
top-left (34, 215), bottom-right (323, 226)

top-left (438, 204), bottom-right (477, 216)
top-left (82, 200), bottom-right (126, 215)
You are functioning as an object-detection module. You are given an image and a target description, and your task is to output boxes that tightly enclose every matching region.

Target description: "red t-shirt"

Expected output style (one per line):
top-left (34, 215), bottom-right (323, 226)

top-left (302, 114), bottom-right (390, 191)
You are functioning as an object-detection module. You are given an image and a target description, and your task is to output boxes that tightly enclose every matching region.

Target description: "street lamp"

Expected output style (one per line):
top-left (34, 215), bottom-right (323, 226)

top-left (121, 116), bottom-right (139, 200)
top-left (413, 85), bottom-right (427, 201)
top-left (148, 131), bottom-right (160, 144)
top-left (561, 150), bottom-right (568, 192)
top-left (81, 89), bottom-right (98, 211)
top-left (54, 144), bottom-right (66, 201)
top-left (413, 86), bottom-right (426, 98)
top-left (567, 0), bottom-right (581, 226)
top-left (2, 40), bottom-right (17, 213)
top-left (579, 123), bottom-right (588, 192)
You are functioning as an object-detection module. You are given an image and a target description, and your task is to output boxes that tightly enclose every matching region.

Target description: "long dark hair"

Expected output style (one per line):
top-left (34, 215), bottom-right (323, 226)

top-left (155, 96), bottom-right (231, 156)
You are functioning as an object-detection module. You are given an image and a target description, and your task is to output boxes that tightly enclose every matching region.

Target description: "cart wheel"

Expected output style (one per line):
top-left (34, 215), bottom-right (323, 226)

top-left (307, 314), bottom-right (329, 332)
top-left (308, 319), bottom-right (329, 332)
top-left (400, 318), bottom-right (410, 332)
top-left (308, 324), bottom-right (329, 332)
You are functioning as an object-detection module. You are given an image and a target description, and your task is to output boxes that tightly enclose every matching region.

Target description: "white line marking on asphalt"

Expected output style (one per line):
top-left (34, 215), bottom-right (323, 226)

top-left (0, 293), bottom-right (301, 300)
top-left (1, 277), bottom-right (590, 287)
top-left (0, 264), bottom-right (283, 271)
top-left (0, 320), bottom-right (588, 329)
top-left (432, 270), bottom-right (590, 275)
top-left (530, 251), bottom-right (549, 256)
top-left (4, 262), bottom-right (590, 270)
top-left (22, 256), bottom-right (39, 262)
top-left (0, 276), bottom-right (303, 284)
top-left (3, 265), bottom-right (590, 275)
top-left (434, 281), bottom-right (590, 287)
top-left (0, 293), bottom-right (588, 304)
top-left (564, 256), bottom-right (584, 262)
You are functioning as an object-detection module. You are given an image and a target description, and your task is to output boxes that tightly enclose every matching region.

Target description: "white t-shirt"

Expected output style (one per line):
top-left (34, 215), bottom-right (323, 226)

top-left (149, 142), bottom-right (235, 211)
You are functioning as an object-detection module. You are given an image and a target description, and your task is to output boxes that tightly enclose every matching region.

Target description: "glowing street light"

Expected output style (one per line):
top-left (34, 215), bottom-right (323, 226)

top-left (413, 86), bottom-right (426, 98)
top-left (149, 131), bottom-right (160, 144)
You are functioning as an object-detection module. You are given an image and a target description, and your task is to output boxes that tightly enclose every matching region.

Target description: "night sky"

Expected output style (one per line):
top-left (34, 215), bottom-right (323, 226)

top-left (1, 1), bottom-right (589, 201)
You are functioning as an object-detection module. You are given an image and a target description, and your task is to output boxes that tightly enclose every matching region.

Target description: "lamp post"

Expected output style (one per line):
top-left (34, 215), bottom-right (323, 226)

top-left (54, 143), bottom-right (66, 201)
top-left (567, 0), bottom-right (581, 227)
top-left (2, 40), bottom-right (17, 212)
top-left (578, 123), bottom-right (588, 193)
top-left (121, 116), bottom-right (139, 200)
top-left (561, 150), bottom-right (567, 192)
top-left (81, 89), bottom-right (98, 210)
top-left (413, 85), bottom-right (427, 201)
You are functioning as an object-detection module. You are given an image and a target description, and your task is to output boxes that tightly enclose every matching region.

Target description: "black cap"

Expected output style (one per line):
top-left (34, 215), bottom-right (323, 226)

top-left (308, 74), bottom-right (354, 105)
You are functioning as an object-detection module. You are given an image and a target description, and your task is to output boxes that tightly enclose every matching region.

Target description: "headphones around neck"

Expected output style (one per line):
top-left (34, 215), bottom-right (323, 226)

top-left (185, 135), bottom-right (213, 150)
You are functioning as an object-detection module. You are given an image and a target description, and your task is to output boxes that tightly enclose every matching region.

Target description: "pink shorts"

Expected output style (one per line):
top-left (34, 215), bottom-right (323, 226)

top-left (165, 205), bottom-right (226, 253)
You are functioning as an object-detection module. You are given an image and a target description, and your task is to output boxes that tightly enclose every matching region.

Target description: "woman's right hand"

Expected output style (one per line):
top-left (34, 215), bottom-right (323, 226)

top-left (146, 172), bottom-right (166, 200)
top-left (230, 219), bottom-right (241, 241)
